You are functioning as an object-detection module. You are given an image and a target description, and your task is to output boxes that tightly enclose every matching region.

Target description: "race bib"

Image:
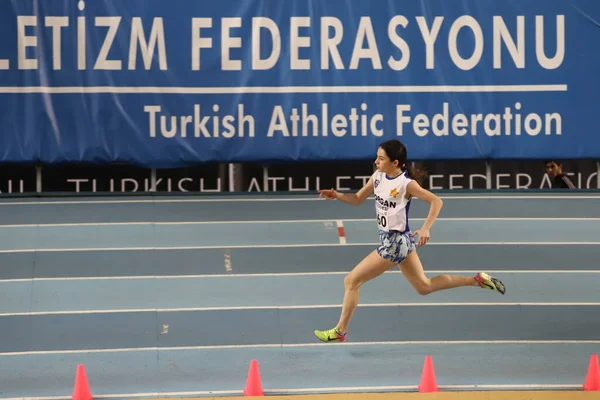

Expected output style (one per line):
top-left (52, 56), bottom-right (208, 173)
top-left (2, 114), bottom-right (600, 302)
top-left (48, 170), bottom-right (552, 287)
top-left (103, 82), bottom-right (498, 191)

top-left (377, 210), bottom-right (388, 230)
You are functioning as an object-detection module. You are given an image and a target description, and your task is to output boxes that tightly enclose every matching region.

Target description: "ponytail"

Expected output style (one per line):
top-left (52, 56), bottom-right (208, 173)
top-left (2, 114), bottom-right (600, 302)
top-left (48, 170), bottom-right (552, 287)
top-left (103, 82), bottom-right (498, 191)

top-left (378, 139), bottom-right (427, 186)
top-left (403, 162), bottom-right (427, 186)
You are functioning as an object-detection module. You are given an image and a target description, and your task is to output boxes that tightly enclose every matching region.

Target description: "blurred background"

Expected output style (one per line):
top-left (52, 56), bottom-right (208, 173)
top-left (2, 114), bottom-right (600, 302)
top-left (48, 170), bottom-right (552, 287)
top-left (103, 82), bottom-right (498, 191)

top-left (0, 0), bottom-right (598, 197)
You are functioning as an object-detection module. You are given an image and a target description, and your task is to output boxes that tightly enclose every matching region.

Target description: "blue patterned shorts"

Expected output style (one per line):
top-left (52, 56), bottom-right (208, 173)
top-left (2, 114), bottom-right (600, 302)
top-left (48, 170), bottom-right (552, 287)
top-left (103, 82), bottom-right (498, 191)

top-left (376, 230), bottom-right (416, 264)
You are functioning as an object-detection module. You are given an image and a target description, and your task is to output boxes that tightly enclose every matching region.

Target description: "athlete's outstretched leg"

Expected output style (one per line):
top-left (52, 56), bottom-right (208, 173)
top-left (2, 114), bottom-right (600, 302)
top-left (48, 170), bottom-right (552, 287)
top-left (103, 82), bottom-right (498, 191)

top-left (314, 250), bottom-right (394, 342)
top-left (399, 250), bottom-right (505, 295)
top-left (336, 250), bottom-right (394, 332)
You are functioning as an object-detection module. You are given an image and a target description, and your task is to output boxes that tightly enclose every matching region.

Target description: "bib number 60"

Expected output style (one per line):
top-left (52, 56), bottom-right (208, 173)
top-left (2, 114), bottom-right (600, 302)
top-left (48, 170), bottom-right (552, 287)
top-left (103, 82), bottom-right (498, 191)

top-left (377, 213), bottom-right (387, 228)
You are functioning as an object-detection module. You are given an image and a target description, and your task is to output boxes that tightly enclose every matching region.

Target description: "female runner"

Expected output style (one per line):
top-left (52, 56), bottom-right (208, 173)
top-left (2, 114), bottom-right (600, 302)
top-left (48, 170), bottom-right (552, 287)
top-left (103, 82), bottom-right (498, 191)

top-left (314, 139), bottom-right (505, 343)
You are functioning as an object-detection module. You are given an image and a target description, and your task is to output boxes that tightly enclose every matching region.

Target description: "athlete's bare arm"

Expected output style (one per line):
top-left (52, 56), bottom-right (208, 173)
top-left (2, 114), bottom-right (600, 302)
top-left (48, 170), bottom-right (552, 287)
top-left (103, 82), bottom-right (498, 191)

top-left (406, 180), bottom-right (443, 246)
top-left (318, 176), bottom-right (374, 206)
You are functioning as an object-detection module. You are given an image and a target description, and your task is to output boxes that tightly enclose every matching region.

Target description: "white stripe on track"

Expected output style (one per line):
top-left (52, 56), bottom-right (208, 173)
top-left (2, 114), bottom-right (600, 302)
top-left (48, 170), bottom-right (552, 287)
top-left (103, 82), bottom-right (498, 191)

top-left (0, 241), bottom-right (598, 254)
top-left (0, 383), bottom-right (585, 399)
top-left (1, 339), bottom-right (599, 356)
top-left (1, 269), bottom-right (599, 283)
top-left (0, 302), bottom-right (598, 317)
top-left (0, 193), bottom-right (597, 206)
top-left (0, 216), bottom-right (597, 228)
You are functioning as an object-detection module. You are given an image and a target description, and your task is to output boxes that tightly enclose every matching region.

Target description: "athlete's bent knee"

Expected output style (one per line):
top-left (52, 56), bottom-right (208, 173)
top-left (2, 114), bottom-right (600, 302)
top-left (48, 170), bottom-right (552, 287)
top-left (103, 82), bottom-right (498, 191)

top-left (414, 280), bottom-right (433, 296)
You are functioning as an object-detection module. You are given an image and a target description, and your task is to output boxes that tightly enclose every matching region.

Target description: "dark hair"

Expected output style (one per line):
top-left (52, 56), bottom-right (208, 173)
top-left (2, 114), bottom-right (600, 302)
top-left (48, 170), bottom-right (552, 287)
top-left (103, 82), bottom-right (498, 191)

top-left (544, 160), bottom-right (562, 166)
top-left (378, 139), bottom-right (426, 185)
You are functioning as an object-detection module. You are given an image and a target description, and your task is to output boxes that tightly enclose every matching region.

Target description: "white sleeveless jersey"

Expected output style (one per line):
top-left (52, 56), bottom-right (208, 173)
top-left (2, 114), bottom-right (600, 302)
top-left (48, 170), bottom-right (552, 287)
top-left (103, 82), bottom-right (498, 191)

top-left (372, 170), bottom-right (413, 232)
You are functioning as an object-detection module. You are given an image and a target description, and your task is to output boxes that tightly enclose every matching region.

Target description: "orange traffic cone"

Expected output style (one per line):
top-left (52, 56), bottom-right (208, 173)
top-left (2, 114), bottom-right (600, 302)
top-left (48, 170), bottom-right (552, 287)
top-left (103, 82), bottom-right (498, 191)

top-left (418, 355), bottom-right (438, 393)
top-left (244, 359), bottom-right (264, 396)
top-left (584, 354), bottom-right (600, 391)
top-left (72, 365), bottom-right (92, 400)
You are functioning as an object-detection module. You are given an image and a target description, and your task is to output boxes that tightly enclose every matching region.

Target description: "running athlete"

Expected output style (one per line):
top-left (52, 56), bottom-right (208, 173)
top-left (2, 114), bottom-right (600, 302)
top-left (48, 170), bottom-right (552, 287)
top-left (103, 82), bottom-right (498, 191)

top-left (314, 139), bottom-right (505, 343)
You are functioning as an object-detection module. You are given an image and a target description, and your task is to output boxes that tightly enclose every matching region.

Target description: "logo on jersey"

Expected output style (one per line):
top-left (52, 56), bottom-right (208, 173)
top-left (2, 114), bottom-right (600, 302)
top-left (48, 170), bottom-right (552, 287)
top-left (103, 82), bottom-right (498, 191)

top-left (374, 179), bottom-right (380, 188)
top-left (390, 188), bottom-right (399, 198)
top-left (375, 194), bottom-right (396, 209)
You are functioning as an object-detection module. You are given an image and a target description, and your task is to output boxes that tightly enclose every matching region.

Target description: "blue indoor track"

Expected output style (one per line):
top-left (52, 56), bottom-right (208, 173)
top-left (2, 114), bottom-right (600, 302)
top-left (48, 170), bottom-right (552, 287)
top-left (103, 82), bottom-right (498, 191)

top-left (1, 192), bottom-right (600, 398)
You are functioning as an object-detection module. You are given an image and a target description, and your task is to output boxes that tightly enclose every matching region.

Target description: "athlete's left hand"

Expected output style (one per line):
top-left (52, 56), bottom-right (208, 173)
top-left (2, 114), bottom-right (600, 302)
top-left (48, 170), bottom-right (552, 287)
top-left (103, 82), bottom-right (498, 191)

top-left (318, 188), bottom-right (338, 200)
top-left (411, 228), bottom-right (430, 247)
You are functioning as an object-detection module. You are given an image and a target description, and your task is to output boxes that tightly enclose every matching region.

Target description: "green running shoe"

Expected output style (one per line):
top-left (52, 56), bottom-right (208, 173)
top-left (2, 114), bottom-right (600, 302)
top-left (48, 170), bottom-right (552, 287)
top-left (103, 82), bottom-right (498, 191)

top-left (314, 327), bottom-right (347, 343)
top-left (475, 272), bottom-right (506, 295)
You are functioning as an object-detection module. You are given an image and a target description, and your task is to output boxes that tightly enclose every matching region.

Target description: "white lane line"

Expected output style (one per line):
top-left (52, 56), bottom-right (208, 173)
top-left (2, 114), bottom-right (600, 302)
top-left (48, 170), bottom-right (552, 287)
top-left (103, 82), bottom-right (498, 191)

top-left (0, 302), bottom-right (598, 317)
top-left (2, 269), bottom-right (600, 283)
top-left (0, 241), bottom-right (597, 254)
top-left (0, 384), bottom-right (585, 399)
top-left (0, 194), bottom-right (597, 206)
top-left (0, 217), bottom-right (597, 228)
top-left (1, 339), bottom-right (599, 356)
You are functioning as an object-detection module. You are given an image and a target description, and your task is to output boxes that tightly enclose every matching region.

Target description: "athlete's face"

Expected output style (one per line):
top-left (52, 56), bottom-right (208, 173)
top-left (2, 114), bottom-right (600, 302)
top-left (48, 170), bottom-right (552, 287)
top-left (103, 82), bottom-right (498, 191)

top-left (375, 147), bottom-right (398, 173)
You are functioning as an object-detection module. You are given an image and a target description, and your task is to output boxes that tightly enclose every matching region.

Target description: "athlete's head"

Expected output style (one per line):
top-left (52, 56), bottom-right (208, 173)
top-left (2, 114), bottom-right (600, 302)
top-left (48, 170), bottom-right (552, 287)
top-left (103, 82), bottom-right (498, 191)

top-left (376, 139), bottom-right (426, 185)
top-left (376, 140), bottom-right (407, 174)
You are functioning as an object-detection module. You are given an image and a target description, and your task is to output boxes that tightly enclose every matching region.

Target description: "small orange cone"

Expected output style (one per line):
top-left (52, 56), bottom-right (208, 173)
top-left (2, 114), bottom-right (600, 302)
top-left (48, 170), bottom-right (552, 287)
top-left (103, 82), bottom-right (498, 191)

top-left (584, 354), bottom-right (600, 391)
top-left (244, 359), bottom-right (264, 396)
top-left (418, 355), bottom-right (438, 393)
top-left (72, 365), bottom-right (92, 400)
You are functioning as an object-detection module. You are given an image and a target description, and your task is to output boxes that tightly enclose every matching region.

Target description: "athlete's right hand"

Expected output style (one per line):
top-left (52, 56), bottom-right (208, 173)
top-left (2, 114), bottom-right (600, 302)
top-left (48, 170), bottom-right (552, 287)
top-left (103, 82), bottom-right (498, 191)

top-left (319, 188), bottom-right (338, 200)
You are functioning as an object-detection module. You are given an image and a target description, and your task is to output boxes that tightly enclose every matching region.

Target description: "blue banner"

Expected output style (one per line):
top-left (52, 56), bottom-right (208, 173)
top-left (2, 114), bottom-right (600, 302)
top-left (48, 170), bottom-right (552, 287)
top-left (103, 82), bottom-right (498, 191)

top-left (0, 0), bottom-right (599, 167)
